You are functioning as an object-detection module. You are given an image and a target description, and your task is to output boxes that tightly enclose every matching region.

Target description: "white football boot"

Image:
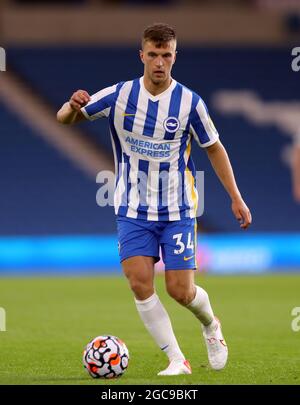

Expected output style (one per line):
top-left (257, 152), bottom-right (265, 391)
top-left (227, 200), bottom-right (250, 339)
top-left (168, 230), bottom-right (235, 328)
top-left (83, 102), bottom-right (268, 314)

top-left (202, 317), bottom-right (228, 370)
top-left (158, 359), bottom-right (192, 376)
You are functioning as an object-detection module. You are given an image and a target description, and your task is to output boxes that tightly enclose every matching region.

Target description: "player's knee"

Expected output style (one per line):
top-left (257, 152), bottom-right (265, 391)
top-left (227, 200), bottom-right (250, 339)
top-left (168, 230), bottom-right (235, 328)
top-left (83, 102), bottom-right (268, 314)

top-left (128, 278), bottom-right (153, 300)
top-left (167, 284), bottom-right (194, 306)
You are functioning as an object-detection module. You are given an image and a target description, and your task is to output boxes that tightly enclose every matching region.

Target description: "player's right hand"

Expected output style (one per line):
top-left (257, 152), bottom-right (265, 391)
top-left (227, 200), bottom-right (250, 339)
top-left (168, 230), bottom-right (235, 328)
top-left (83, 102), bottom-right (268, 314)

top-left (69, 90), bottom-right (90, 112)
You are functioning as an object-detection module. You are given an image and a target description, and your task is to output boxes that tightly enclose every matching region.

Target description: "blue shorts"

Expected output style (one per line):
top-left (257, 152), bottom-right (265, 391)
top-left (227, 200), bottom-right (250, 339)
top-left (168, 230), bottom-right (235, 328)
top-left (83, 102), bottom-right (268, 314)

top-left (116, 216), bottom-right (197, 270)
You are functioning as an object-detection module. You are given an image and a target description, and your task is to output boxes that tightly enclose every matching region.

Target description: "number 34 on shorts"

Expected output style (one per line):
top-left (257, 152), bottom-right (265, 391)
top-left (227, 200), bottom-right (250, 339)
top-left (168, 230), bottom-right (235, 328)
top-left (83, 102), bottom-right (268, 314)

top-left (161, 217), bottom-right (197, 270)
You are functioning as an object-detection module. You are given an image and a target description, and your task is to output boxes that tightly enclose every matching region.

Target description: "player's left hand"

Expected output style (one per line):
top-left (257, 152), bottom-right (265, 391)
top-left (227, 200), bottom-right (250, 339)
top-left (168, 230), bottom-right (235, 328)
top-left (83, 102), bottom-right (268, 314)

top-left (231, 198), bottom-right (252, 230)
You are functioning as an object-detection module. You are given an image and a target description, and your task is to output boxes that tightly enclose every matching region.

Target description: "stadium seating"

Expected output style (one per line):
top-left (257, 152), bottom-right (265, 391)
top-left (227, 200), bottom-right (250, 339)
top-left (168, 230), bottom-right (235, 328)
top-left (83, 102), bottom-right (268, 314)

top-left (0, 101), bottom-right (116, 235)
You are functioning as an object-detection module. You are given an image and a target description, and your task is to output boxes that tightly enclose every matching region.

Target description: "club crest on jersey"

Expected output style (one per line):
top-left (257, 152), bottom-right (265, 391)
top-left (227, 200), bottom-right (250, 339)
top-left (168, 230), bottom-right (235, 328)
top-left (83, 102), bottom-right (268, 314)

top-left (163, 117), bottom-right (180, 133)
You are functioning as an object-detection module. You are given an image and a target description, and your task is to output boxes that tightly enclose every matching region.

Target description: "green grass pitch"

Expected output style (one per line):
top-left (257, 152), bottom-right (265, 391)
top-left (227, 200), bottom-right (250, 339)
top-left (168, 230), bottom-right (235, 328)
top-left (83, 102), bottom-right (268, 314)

top-left (0, 273), bottom-right (299, 385)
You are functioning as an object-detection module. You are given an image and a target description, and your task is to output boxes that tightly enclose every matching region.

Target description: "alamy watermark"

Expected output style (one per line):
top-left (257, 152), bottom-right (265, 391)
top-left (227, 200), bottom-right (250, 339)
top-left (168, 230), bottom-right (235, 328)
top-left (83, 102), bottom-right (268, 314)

top-left (291, 307), bottom-right (300, 332)
top-left (291, 47), bottom-right (300, 72)
top-left (96, 167), bottom-right (205, 217)
top-left (0, 47), bottom-right (6, 72)
top-left (0, 307), bottom-right (6, 331)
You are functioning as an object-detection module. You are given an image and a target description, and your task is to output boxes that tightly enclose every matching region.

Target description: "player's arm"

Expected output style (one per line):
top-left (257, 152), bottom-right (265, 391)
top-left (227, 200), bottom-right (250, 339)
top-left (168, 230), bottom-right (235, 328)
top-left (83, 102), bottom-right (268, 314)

top-left (205, 139), bottom-right (252, 229)
top-left (57, 90), bottom-right (90, 125)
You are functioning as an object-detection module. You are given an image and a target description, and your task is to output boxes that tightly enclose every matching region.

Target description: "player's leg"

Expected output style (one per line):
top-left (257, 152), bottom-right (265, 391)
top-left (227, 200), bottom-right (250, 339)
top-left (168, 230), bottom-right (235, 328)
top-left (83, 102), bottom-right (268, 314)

top-left (122, 256), bottom-right (190, 375)
top-left (161, 218), bottom-right (228, 370)
top-left (165, 269), bottom-right (228, 370)
top-left (122, 255), bottom-right (155, 300)
top-left (117, 216), bottom-right (189, 375)
top-left (165, 269), bottom-right (214, 326)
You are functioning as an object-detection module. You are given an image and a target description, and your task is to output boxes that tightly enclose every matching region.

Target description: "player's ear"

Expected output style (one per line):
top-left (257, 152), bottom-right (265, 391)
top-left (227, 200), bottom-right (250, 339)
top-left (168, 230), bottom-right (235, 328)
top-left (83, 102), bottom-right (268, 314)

top-left (139, 50), bottom-right (145, 64)
top-left (173, 50), bottom-right (177, 65)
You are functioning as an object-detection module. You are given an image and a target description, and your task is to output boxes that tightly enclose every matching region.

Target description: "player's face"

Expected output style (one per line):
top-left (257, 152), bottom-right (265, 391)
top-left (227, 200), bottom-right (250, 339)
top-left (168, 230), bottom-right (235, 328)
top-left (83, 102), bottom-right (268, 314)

top-left (140, 40), bottom-right (177, 85)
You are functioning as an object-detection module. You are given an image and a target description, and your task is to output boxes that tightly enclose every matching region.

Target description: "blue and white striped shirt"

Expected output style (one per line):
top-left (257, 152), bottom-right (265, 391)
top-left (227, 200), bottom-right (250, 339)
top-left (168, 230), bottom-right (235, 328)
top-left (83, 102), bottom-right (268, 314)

top-left (81, 77), bottom-right (219, 221)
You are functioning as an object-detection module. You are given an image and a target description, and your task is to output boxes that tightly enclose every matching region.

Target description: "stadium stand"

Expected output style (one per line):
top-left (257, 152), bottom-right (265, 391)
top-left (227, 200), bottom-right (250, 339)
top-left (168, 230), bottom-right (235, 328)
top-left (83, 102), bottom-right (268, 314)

top-left (0, 100), bottom-right (116, 235)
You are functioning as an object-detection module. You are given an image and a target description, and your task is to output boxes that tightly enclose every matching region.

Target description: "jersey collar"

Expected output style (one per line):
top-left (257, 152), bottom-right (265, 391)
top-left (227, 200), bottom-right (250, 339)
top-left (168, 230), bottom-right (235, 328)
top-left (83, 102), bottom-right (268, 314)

top-left (140, 76), bottom-right (177, 102)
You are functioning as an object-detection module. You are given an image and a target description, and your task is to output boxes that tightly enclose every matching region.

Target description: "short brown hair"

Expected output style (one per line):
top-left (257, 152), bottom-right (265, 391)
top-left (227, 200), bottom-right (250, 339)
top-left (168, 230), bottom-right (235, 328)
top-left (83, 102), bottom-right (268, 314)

top-left (142, 23), bottom-right (176, 48)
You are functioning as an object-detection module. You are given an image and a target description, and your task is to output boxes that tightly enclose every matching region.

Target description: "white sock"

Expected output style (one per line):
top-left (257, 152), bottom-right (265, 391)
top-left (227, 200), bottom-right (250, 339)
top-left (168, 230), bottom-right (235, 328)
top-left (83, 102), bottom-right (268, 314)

top-left (135, 293), bottom-right (185, 362)
top-left (186, 286), bottom-right (217, 331)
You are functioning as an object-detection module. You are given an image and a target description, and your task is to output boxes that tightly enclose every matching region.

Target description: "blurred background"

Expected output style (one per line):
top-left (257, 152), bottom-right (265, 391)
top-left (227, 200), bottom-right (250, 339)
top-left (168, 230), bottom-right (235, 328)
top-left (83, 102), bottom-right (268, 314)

top-left (0, 0), bottom-right (300, 274)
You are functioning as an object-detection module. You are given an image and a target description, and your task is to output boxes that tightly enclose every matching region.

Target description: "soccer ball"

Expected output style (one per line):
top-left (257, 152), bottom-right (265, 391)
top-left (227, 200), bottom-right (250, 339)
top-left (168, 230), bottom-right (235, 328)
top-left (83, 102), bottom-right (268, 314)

top-left (83, 335), bottom-right (129, 379)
